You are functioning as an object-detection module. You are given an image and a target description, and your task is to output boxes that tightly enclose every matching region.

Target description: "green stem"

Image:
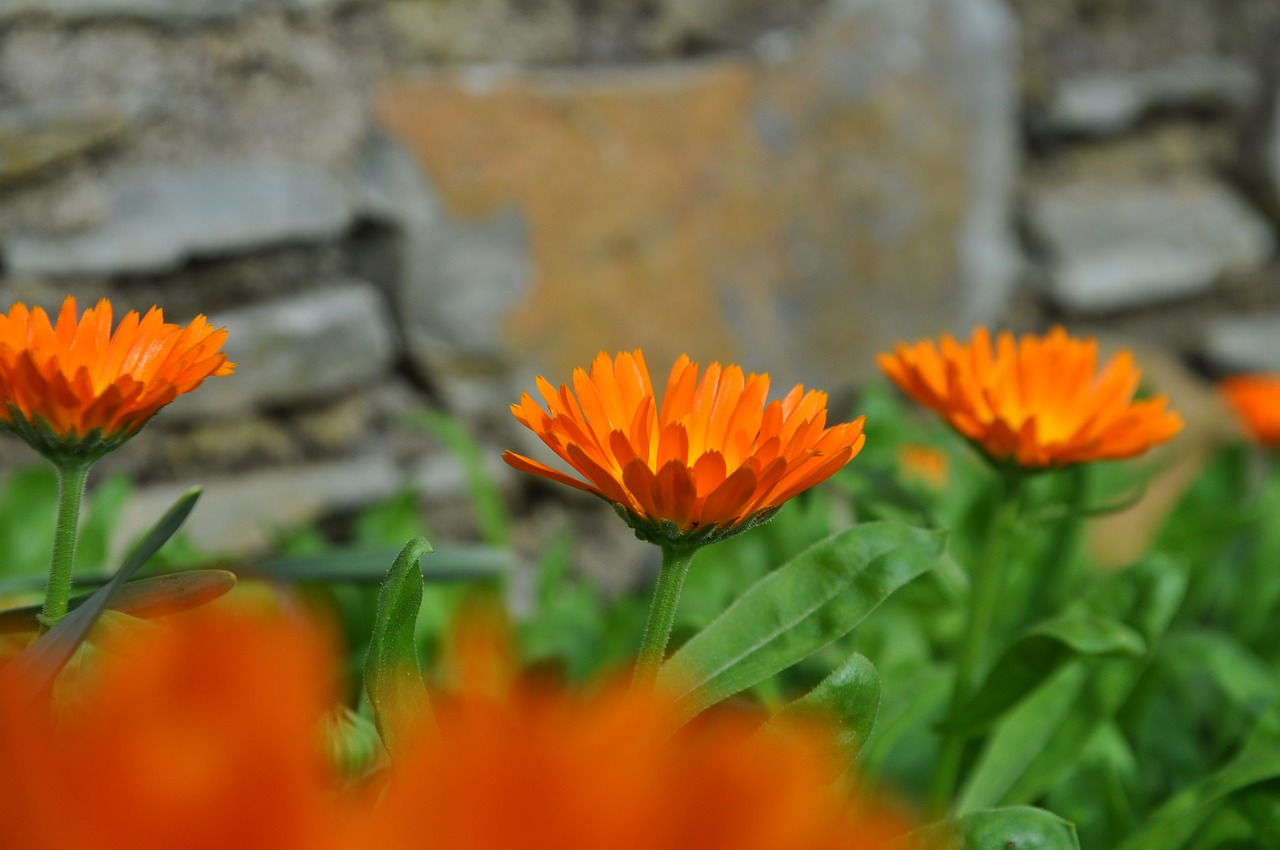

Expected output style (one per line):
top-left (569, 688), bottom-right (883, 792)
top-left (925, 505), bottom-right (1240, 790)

top-left (1042, 465), bottom-right (1089, 608)
top-left (39, 460), bottom-right (92, 628)
top-left (631, 544), bottom-right (696, 692)
top-left (930, 467), bottom-right (1021, 812)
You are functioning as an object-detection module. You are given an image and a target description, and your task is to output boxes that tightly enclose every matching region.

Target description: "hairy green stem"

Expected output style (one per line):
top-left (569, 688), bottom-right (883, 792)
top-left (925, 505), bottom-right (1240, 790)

top-left (631, 544), bottom-right (696, 692)
top-left (39, 460), bottom-right (92, 628)
top-left (930, 468), bottom-right (1021, 812)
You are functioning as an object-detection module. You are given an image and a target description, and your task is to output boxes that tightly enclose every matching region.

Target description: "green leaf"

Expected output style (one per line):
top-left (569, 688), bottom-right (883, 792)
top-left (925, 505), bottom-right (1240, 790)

top-left (958, 556), bottom-right (1189, 812)
top-left (258, 544), bottom-right (507, 584)
top-left (763, 652), bottom-right (880, 766)
top-left (657, 522), bottom-right (946, 721)
top-left (9, 487), bottom-right (202, 696)
top-left (946, 612), bottom-right (1146, 735)
top-left (0, 569), bottom-right (236, 634)
top-left (363, 537), bottom-right (434, 759)
top-left (1116, 746), bottom-right (1280, 850)
top-left (0, 466), bottom-right (57, 578)
top-left (957, 662), bottom-right (1091, 812)
top-left (1158, 631), bottom-right (1280, 711)
top-left (911, 806), bottom-right (1080, 850)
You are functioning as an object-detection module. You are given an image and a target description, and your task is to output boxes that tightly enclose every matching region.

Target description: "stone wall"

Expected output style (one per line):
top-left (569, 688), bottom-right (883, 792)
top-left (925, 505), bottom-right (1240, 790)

top-left (1, 0), bottom-right (1277, 554)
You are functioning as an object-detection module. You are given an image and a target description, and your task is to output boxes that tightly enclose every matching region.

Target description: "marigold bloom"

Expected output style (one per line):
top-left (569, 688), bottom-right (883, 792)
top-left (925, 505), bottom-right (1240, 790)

top-left (375, 623), bottom-right (920, 850)
top-left (1220, 374), bottom-right (1280, 447)
top-left (504, 350), bottom-right (866, 544)
top-left (897, 444), bottom-right (949, 490)
top-left (878, 327), bottom-right (1182, 468)
top-left (0, 296), bottom-right (234, 459)
top-left (0, 609), bottom-right (358, 850)
top-left (0, 609), bottom-right (925, 850)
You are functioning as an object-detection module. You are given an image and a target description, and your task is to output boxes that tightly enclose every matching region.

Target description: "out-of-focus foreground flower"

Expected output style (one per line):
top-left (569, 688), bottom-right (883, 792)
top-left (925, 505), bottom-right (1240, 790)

top-left (1220, 374), bottom-right (1280, 448)
top-left (0, 296), bottom-right (234, 460)
top-left (504, 350), bottom-right (866, 544)
top-left (0, 609), bottom-right (353, 850)
top-left (878, 326), bottom-right (1182, 468)
top-left (0, 609), bottom-right (921, 850)
top-left (377, 623), bottom-right (918, 850)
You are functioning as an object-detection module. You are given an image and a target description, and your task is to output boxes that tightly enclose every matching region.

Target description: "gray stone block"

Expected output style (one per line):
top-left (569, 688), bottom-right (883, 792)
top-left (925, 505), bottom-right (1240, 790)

top-left (0, 0), bottom-right (353, 22)
top-left (5, 164), bottom-right (354, 276)
top-left (1045, 59), bottom-right (1258, 137)
top-left (1202, 314), bottom-right (1280, 374)
top-left (165, 282), bottom-right (397, 419)
top-left (112, 454), bottom-right (403, 557)
top-left (1029, 180), bottom-right (1275, 313)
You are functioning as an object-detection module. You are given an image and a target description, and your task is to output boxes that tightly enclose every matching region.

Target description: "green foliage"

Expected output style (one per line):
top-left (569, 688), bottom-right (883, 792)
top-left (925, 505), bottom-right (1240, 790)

top-left (658, 522), bottom-right (947, 722)
top-left (0, 466), bottom-right (130, 582)
top-left (364, 537), bottom-right (434, 760)
top-left (946, 610), bottom-right (1146, 735)
top-left (912, 806), bottom-right (1081, 850)
top-left (9, 487), bottom-right (203, 694)
top-left (763, 651), bottom-right (881, 768)
top-left (8, 385), bottom-right (1280, 847)
top-left (410, 410), bottom-right (510, 547)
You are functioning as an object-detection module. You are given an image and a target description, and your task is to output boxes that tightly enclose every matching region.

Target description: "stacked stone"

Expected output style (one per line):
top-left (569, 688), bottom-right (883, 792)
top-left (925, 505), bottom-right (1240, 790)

top-left (0, 0), bottom-right (520, 551)
top-left (1010, 0), bottom-right (1280, 371)
top-left (0, 0), bottom-right (1027, 553)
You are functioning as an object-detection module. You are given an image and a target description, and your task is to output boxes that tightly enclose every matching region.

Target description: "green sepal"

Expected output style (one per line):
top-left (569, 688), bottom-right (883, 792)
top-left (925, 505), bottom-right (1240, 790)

top-left (1, 404), bottom-right (142, 465)
top-left (614, 503), bottom-right (780, 549)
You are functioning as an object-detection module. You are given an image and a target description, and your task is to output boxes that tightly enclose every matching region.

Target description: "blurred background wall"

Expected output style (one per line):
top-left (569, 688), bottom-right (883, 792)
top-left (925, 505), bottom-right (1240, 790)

top-left (1, 0), bottom-right (1278, 551)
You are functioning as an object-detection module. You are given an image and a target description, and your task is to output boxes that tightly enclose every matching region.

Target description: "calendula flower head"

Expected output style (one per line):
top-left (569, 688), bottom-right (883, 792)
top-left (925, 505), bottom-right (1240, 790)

top-left (0, 608), bottom-right (360, 850)
top-left (503, 350), bottom-right (866, 547)
top-left (374, 618), bottom-right (921, 850)
top-left (897, 444), bottom-right (949, 490)
top-left (1220, 374), bottom-right (1280, 448)
top-left (878, 327), bottom-right (1182, 469)
top-left (0, 296), bottom-right (234, 463)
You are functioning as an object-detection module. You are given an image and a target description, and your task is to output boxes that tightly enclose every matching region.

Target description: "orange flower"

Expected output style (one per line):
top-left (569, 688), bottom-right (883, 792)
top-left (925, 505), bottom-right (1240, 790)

top-left (0, 296), bottom-right (234, 459)
top-left (878, 327), bottom-right (1182, 468)
top-left (897, 444), bottom-right (949, 490)
top-left (0, 607), bottom-right (926, 850)
top-left (1221, 374), bottom-right (1280, 447)
top-left (503, 351), bottom-right (866, 544)
top-left (375, 623), bottom-right (920, 850)
top-left (0, 608), bottom-right (360, 850)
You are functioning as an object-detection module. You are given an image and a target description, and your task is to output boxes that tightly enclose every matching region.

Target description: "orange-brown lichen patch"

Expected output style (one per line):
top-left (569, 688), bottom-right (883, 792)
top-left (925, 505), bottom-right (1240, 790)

top-left (377, 30), bottom-right (976, 390)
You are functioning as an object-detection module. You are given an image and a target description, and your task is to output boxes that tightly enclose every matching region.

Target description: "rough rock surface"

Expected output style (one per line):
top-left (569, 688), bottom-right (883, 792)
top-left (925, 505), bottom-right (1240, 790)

top-left (1028, 179), bottom-right (1274, 313)
top-left (385, 0), bottom-right (827, 64)
top-left (1202, 313), bottom-right (1280, 374)
top-left (113, 455), bottom-right (403, 556)
top-left (6, 164), bottom-right (354, 276)
top-left (378, 0), bottom-right (1021, 395)
top-left (1043, 59), bottom-right (1257, 137)
top-left (165, 282), bottom-right (397, 419)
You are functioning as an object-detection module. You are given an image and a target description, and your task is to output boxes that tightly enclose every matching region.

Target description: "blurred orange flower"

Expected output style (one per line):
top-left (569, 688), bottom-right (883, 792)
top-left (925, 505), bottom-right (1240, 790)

top-left (0, 607), bottom-right (927, 850)
top-left (878, 327), bottom-right (1182, 468)
top-left (1221, 374), bottom-right (1280, 447)
top-left (0, 609), bottom-right (356, 850)
top-left (0, 296), bottom-right (234, 458)
top-left (504, 350), bottom-right (866, 543)
top-left (376, 621), bottom-right (919, 850)
top-left (897, 444), bottom-right (949, 490)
